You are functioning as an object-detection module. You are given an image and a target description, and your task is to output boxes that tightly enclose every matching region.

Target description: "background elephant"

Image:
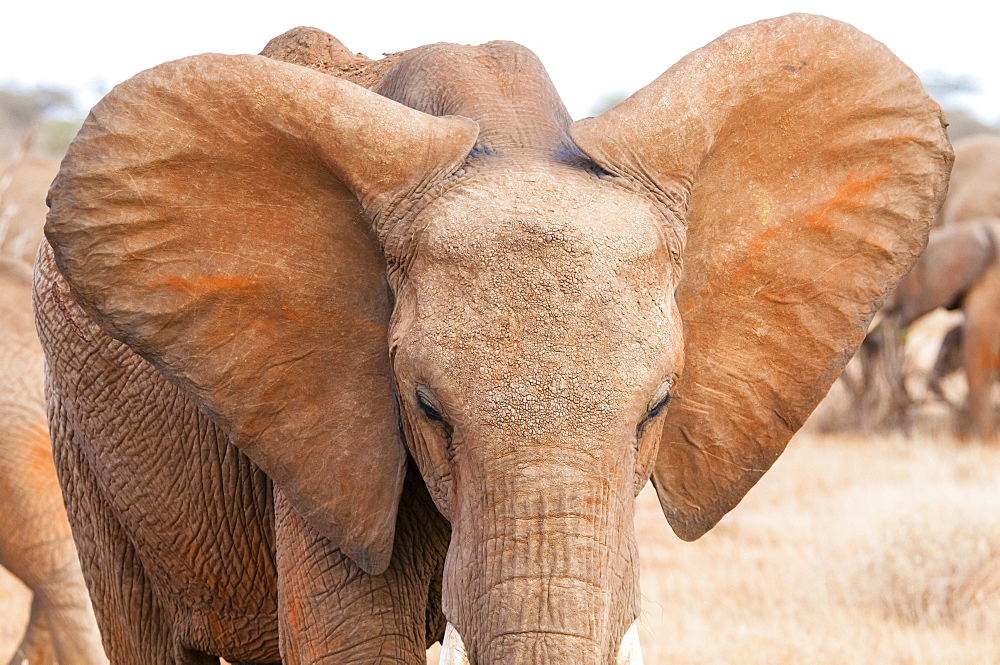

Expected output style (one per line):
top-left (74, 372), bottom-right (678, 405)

top-left (34, 16), bottom-right (950, 665)
top-left (0, 256), bottom-right (106, 665)
top-left (819, 133), bottom-right (1000, 436)
top-left (927, 134), bottom-right (1000, 433)
top-left (880, 220), bottom-right (1000, 438)
top-left (940, 134), bottom-right (1000, 227)
top-left (847, 134), bottom-right (1000, 436)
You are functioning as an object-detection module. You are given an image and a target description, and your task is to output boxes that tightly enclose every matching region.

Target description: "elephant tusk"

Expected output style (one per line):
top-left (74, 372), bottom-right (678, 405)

top-left (439, 623), bottom-right (471, 665)
top-left (616, 622), bottom-right (644, 665)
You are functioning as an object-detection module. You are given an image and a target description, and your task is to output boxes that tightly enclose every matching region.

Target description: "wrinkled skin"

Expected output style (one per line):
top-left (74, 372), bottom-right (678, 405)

top-left (35, 17), bottom-right (950, 665)
top-left (0, 258), bottom-right (107, 665)
top-left (882, 219), bottom-right (1000, 438)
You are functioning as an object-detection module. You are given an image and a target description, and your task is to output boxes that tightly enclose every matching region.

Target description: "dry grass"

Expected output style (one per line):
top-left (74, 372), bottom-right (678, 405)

top-left (629, 432), bottom-right (1000, 664)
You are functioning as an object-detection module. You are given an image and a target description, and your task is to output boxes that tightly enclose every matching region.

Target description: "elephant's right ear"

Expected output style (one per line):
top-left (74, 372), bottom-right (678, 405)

top-left (570, 14), bottom-right (951, 541)
top-left (45, 54), bottom-right (478, 575)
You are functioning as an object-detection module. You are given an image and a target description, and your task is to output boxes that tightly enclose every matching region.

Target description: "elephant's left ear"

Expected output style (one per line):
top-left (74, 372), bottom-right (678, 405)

top-left (570, 14), bottom-right (951, 540)
top-left (46, 54), bottom-right (478, 574)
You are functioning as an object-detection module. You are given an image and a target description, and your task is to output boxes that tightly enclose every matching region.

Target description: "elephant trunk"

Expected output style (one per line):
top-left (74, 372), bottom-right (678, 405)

top-left (441, 455), bottom-right (640, 664)
top-left (439, 621), bottom-right (645, 665)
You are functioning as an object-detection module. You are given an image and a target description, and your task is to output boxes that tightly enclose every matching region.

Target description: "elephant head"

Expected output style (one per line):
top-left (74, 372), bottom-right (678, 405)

top-left (45, 14), bottom-right (950, 664)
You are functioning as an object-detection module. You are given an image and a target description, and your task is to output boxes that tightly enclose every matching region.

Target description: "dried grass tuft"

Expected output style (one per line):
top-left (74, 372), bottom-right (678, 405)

top-left (848, 488), bottom-right (1000, 630)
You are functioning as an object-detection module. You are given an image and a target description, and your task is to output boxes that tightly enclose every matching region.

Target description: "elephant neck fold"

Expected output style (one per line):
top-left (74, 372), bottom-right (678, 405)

top-left (373, 41), bottom-right (578, 158)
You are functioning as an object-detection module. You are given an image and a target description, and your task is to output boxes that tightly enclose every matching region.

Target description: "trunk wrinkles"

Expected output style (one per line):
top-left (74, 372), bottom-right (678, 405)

top-left (442, 458), bottom-right (640, 664)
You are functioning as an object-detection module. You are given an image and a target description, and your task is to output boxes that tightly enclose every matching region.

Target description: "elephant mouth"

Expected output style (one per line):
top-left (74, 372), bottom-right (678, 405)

top-left (438, 621), bottom-right (645, 665)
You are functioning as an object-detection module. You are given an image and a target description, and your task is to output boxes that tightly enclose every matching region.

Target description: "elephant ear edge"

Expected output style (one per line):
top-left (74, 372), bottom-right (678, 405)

top-left (570, 13), bottom-right (952, 540)
top-left (45, 53), bottom-right (478, 574)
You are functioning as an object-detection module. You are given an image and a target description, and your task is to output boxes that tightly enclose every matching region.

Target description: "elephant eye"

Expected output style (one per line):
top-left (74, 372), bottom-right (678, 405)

top-left (645, 393), bottom-right (671, 420)
top-left (637, 383), bottom-right (673, 437)
top-left (416, 387), bottom-right (445, 423)
top-left (416, 387), bottom-right (455, 447)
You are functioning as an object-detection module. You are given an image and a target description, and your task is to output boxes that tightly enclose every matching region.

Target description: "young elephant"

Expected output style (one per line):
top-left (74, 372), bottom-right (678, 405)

top-left (35, 15), bottom-right (950, 665)
top-left (0, 258), bottom-right (106, 665)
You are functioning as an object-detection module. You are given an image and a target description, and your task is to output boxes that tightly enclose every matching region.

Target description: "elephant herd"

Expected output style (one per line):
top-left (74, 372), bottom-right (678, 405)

top-left (0, 11), bottom-right (993, 665)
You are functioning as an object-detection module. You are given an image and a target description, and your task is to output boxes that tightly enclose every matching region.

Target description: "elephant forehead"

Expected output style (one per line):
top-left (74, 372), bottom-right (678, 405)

top-left (415, 169), bottom-right (676, 266)
top-left (404, 177), bottom-right (682, 437)
top-left (410, 176), bottom-right (677, 342)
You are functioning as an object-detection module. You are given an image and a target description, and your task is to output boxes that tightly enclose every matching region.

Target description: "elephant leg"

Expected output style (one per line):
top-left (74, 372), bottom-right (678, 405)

top-left (0, 425), bottom-right (106, 665)
top-left (928, 323), bottom-right (964, 405)
top-left (48, 407), bottom-right (174, 664)
top-left (962, 268), bottom-right (1000, 440)
top-left (275, 465), bottom-right (450, 664)
top-left (15, 579), bottom-right (106, 665)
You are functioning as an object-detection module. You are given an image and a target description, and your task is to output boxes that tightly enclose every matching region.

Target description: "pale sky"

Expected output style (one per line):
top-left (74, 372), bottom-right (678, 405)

top-left (2, 0), bottom-right (998, 124)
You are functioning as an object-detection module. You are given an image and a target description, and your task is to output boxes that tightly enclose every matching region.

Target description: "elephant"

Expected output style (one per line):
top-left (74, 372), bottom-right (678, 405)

top-left (940, 134), bottom-right (1000, 227)
top-left (34, 15), bottom-right (950, 665)
top-left (930, 135), bottom-right (1000, 431)
top-left (932, 135), bottom-right (1000, 433)
top-left (849, 134), bottom-right (1000, 436)
top-left (881, 219), bottom-right (1000, 437)
top-left (0, 257), bottom-right (107, 665)
top-left (827, 133), bottom-right (1000, 436)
